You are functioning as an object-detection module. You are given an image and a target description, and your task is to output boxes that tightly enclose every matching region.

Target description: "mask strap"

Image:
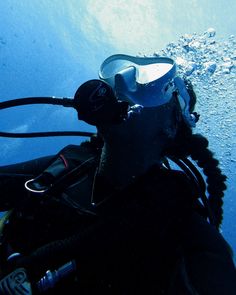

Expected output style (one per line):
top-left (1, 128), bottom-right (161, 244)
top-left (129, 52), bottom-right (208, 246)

top-left (174, 77), bottom-right (197, 127)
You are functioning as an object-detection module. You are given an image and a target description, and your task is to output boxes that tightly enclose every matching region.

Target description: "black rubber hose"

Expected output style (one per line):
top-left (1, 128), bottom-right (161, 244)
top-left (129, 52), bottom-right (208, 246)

top-left (0, 97), bottom-right (95, 138)
top-left (0, 131), bottom-right (95, 138)
top-left (0, 97), bottom-right (74, 109)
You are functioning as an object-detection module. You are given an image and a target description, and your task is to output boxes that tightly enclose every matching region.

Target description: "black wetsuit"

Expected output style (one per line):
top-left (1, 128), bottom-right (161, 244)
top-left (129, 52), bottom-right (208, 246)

top-left (0, 144), bottom-right (235, 294)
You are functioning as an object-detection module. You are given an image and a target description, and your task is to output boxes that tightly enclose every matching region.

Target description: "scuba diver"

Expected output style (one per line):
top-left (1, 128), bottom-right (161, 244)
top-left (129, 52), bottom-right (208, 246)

top-left (0, 54), bottom-right (235, 294)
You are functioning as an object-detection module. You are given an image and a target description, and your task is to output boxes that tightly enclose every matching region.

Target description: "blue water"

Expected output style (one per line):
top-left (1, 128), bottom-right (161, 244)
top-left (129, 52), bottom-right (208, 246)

top-left (0, 1), bottom-right (235, 261)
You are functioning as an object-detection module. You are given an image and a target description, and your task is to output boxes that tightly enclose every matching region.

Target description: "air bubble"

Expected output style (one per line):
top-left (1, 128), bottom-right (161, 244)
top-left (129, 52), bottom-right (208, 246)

top-left (205, 28), bottom-right (216, 38)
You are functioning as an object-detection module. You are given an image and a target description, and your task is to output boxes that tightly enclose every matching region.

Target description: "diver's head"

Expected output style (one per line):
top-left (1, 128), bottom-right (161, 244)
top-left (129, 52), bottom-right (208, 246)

top-left (74, 54), bottom-right (199, 159)
top-left (74, 70), bottom-right (197, 188)
top-left (74, 78), bottom-right (179, 145)
top-left (74, 54), bottom-right (199, 128)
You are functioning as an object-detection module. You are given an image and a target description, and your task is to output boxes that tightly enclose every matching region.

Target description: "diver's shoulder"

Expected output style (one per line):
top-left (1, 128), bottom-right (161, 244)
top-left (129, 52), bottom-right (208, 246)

top-left (145, 165), bottom-right (196, 196)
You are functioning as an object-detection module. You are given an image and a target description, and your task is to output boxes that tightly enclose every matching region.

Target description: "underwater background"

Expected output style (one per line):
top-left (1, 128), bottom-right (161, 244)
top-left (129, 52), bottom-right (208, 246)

top-left (0, 1), bottom-right (235, 261)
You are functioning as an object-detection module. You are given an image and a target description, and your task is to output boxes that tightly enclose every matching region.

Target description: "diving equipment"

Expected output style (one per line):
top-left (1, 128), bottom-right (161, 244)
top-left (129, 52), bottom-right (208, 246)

top-left (0, 261), bottom-right (76, 295)
top-left (37, 260), bottom-right (76, 293)
top-left (0, 96), bottom-right (95, 138)
top-left (99, 54), bottom-right (198, 127)
top-left (73, 79), bottom-right (130, 125)
top-left (99, 54), bottom-right (176, 107)
top-left (74, 79), bottom-right (144, 125)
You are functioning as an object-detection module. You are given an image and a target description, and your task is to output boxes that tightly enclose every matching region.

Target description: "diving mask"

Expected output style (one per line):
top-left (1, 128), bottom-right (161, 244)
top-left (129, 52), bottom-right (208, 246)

top-left (99, 54), bottom-right (197, 127)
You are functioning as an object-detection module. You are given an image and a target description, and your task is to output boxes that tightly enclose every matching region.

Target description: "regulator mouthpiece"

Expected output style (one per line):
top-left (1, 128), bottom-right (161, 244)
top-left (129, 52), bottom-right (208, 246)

top-left (73, 79), bottom-right (132, 126)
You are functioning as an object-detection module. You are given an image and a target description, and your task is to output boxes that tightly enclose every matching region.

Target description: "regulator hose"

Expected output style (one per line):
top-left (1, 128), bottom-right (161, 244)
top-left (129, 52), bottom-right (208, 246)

top-left (0, 96), bottom-right (94, 138)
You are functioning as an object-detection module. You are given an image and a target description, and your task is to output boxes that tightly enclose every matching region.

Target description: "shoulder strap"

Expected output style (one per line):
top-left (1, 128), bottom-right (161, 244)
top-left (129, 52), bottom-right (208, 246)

top-left (164, 156), bottom-right (217, 228)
